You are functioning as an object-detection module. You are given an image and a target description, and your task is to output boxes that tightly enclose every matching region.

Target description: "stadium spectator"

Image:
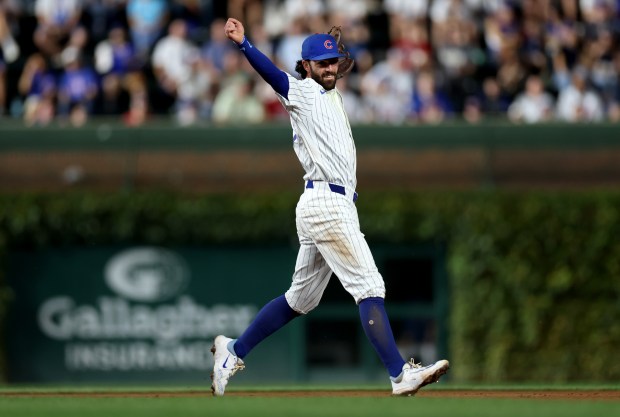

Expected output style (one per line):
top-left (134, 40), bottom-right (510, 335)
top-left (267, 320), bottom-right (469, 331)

top-left (227, 0), bottom-right (263, 30)
top-left (244, 21), bottom-right (274, 59)
top-left (361, 47), bottom-right (414, 115)
top-left (432, 0), bottom-right (477, 55)
top-left (462, 96), bottom-right (482, 123)
top-left (479, 76), bottom-right (510, 117)
top-left (507, 74), bottom-right (555, 123)
top-left (410, 70), bottom-right (454, 123)
top-left (433, 13), bottom-right (483, 111)
top-left (255, 79), bottom-right (288, 121)
top-left (551, 48), bottom-right (573, 92)
top-left (94, 26), bottom-right (148, 122)
top-left (384, 0), bottom-right (429, 22)
top-left (250, 22), bottom-right (285, 121)
top-left (171, 0), bottom-right (216, 42)
top-left (325, 0), bottom-right (372, 22)
top-left (126, 0), bottom-right (169, 59)
top-left (390, 20), bottom-right (432, 73)
top-left (284, 0), bottom-right (325, 21)
top-left (335, 17), bottom-right (371, 62)
top-left (0, 5), bottom-right (20, 115)
top-left (610, 50), bottom-right (620, 121)
top-left (57, 48), bottom-right (99, 126)
top-left (275, 17), bottom-right (310, 75)
top-left (521, 17), bottom-right (548, 74)
top-left (338, 75), bottom-right (371, 124)
top-left (430, 0), bottom-right (473, 30)
top-left (559, 0), bottom-right (579, 21)
top-left (544, 6), bottom-right (581, 70)
top-left (581, 0), bottom-right (617, 27)
top-left (0, 3), bottom-right (19, 63)
top-left (584, 29), bottom-right (617, 106)
top-left (176, 53), bottom-right (214, 125)
top-left (151, 19), bottom-right (200, 104)
top-left (262, 0), bottom-right (289, 38)
top-left (0, 57), bottom-right (4, 116)
top-left (201, 18), bottom-right (237, 74)
top-left (1, 0), bottom-right (620, 125)
top-left (212, 74), bottom-right (265, 124)
top-left (82, 0), bottom-right (129, 45)
top-left (556, 70), bottom-right (605, 122)
top-left (33, 0), bottom-right (83, 63)
top-left (483, 2), bottom-right (519, 66)
top-left (496, 47), bottom-right (528, 100)
top-left (365, 77), bottom-right (409, 124)
top-left (18, 53), bottom-right (56, 125)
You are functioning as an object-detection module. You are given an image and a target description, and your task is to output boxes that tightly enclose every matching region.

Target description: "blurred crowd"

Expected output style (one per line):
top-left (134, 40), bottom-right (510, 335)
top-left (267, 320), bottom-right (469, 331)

top-left (0, 0), bottom-right (619, 126)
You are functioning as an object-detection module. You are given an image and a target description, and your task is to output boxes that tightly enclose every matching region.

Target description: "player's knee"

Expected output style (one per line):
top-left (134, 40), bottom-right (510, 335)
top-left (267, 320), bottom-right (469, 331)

top-left (284, 292), bottom-right (319, 315)
top-left (290, 299), bottom-right (319, 315)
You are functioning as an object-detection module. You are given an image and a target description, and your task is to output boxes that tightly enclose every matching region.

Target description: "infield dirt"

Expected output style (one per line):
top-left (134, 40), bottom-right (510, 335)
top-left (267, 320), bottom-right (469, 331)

top-left (2, 390), bottom-right (619, 400)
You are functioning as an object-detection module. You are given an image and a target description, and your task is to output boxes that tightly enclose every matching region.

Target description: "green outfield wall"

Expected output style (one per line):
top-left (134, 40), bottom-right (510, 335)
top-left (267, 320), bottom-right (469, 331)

top-left (1, 123), bottom-right (620, 192)
top-left (1, 123), bottom-right (619, 384)
top-left (4, 243), bottom-right (447, 384)
top-left (1, 122), bottom-right (619, 150)
top-left (0, 191), bottom-right (619, 384)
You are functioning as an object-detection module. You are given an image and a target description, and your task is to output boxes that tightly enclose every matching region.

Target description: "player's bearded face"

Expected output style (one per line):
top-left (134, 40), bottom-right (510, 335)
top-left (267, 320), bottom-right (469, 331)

top-left (308, 58), bottom-right (339, 90)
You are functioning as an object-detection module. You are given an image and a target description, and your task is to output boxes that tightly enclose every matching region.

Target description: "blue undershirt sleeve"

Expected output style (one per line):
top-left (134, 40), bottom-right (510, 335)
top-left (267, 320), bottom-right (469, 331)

top-left (235, 36), bottom-right (289, 99)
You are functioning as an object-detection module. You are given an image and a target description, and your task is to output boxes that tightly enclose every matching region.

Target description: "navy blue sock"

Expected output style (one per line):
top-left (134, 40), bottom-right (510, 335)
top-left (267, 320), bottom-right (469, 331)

top-left (359, 297), bottom-right (406, 378)
top-left (233, 294), bottom-right (300, 359)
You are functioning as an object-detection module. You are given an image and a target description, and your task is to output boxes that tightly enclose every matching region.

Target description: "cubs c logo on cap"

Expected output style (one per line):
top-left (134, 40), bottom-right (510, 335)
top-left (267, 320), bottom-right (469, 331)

top-left (302, 33), bottom-right (345, 60)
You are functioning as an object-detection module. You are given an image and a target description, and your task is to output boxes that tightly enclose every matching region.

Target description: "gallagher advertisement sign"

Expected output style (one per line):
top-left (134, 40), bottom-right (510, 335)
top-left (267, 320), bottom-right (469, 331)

top-left (6, 245), bottom-right (297, 383)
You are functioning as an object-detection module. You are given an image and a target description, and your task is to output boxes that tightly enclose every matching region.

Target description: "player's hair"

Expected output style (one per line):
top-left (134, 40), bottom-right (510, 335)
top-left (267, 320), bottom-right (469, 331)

top-left (295, 60), bottom-right (307, 79)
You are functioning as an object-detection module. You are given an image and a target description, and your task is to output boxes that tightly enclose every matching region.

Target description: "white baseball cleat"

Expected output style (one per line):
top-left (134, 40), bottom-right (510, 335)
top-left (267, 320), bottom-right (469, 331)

top-left (210, 335), bottom-right (245, 396)
top-left (391, 359), bottom-right (450, 396)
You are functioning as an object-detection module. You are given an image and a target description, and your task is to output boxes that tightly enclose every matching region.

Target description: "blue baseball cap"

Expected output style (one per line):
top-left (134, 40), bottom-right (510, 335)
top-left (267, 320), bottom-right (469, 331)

top-left (301, 33), bottom-right (345, 61)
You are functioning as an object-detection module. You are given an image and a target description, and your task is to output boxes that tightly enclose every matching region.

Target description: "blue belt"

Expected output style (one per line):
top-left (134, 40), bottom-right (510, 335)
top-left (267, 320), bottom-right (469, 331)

top-left (306, 180), bottom-right (358, 202)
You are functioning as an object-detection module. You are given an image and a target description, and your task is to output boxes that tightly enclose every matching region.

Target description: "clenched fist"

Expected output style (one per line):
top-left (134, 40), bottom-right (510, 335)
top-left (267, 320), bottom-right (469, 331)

top-left (224, 18), bottom-right (245, 44)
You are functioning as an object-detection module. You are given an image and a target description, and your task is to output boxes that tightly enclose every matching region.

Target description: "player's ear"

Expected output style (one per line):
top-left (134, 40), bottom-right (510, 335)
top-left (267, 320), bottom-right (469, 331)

top-left (302, 60), bottom-right (311, 75)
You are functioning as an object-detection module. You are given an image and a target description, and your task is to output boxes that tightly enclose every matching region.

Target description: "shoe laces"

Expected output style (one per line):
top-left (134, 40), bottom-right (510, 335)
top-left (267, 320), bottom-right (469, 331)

top-left (229, 359), bottom-right (245, 376)
top-left (406, 358), bottom-right (423, 369)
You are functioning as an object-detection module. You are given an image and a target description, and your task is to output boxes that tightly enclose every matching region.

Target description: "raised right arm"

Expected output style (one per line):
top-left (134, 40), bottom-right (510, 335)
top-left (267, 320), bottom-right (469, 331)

top-left (224, 18), bottom-right (289, 99)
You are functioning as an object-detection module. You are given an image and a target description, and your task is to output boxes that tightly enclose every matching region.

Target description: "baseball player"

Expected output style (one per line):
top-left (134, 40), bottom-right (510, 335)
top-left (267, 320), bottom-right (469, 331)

top-left (211, 17), bottom-right (449, 396)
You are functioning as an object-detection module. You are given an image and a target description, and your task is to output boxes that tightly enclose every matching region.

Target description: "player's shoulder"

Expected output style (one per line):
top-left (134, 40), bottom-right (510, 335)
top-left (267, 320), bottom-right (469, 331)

top-left (288, 75), bottom-right (321, 96)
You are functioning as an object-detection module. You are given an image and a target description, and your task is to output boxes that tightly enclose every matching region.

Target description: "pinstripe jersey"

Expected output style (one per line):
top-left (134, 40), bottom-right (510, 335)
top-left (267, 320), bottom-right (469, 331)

top-left (277, 73), bottom-right (386, 311)
top-left (277, 73), bottom-right (357, 190)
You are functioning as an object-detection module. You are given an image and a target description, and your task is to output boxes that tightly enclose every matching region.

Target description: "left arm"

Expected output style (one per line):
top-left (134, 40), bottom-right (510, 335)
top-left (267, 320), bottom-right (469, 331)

top-left (224, 18), bottom-right (289, 99)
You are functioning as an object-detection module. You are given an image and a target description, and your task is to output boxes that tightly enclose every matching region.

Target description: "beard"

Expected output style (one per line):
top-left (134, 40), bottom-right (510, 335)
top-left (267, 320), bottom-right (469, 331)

top-left (309, 67), bottom-right (337, 91)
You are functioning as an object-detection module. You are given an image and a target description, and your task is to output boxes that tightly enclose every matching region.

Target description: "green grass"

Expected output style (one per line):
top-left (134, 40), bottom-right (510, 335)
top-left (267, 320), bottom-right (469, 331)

top-left (1, 396), bottom-right (619, 417)
top-left (1, 385), bottom-right (619, 417)
top-left (1, 382), bottom-right (619, 393)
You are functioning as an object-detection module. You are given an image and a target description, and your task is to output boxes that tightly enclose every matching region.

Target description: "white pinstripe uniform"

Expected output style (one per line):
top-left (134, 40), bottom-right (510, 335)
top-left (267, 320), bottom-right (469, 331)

top-left (278, 73), bottom-right (386, 314)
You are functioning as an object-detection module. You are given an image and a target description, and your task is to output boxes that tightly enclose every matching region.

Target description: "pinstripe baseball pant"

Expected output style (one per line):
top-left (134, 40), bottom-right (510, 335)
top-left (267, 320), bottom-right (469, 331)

top-left (285, 181), bottom-right (386, 313)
